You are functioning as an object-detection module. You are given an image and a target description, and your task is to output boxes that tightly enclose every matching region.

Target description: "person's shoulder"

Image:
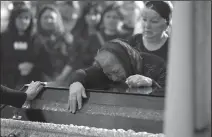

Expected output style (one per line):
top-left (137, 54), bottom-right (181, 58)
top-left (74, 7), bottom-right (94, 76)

top-left (0, 31), bottom-right (13, 48)
top-left (127, 33), bottom-right (143, 45)
top-left (0, 30), bottom-right (11, 39)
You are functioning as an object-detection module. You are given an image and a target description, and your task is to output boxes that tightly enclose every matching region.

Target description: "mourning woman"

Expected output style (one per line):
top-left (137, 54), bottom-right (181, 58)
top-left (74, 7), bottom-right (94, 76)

top-left (66, 39), bottom-right (166, 113)
top-left (33, 5), bottom-right (75, 83)
top-left (69, 3), bottom-right (101, 69)
top-left (80, 4), bottom-right (126, 68)
top-left (128, 1), bottom-right (173, 62)
top-left (0, 5), bottom-right (38, 89)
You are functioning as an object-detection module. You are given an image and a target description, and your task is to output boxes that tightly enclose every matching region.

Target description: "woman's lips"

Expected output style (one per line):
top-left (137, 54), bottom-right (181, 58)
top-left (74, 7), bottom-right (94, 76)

top-left (143, 30), bottom-right (153, 35)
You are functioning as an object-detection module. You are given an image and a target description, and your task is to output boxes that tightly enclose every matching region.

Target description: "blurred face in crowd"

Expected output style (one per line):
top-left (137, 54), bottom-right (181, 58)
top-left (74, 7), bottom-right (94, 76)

top-left (15, 11), bottom-right (31, 32)
top-left (85, 8), bottom-right (100, 27)
top-left (141, 7), bottom-right (167, 39)
top-left (95, 51), bottom-right (127, 82)
top-left (58, 3), bottom-right (78, 31)
top-left (40, 9), bottom-right (58, 31)
top-left (120, 2), bottom-right (137, 28)
top-left (103, 10), bottom-right (120, 32)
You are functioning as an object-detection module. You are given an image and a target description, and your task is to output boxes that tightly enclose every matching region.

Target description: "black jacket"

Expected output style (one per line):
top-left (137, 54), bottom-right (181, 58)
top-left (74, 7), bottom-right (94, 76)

top-left (0, 85), bottom-right (26, 108)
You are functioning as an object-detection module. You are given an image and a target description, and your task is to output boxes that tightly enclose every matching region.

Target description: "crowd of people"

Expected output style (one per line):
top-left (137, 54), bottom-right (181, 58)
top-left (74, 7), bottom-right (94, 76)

top-left (1, 1), bottom-right (173, 112)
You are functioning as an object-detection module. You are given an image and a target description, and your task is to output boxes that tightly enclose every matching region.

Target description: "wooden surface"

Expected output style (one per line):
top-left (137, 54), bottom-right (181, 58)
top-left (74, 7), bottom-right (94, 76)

top-left (1, 86), bottom-right (165, 133)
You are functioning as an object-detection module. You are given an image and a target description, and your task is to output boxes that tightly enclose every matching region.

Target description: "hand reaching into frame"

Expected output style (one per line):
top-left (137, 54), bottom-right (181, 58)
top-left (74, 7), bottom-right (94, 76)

top-left (67, 82), bottom-right (87, 113)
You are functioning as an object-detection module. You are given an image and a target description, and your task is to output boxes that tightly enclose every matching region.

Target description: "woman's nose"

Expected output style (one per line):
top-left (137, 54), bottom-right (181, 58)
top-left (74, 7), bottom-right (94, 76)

top-left (46, 18), bottom-right (53, 23)
top-left (144, 21), bottom-right (151, 29)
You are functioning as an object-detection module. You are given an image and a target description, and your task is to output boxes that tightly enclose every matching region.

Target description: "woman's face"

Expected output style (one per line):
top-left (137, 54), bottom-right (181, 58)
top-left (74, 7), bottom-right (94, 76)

top-left (58, 3), bottom-right (77, 31)
top-left (120, 3), bottom-right (137, 28)
top-left (103, 10), bottom-right (120, 31)
top-left (40, 9), bottom-right (58, 31)
top-left (141, 7), bottom-right (167, 38)
top-left (85, 8), bottom-right (100, 27)
top-left (15, 12), bottom-right (31, 32)
top-left (95, 51), bottom-right (127, 82)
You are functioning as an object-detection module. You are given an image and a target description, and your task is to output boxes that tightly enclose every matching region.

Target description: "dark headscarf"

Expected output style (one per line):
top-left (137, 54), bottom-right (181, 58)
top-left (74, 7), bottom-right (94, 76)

top-left (144, 1), bottom-right (173, 25)
top-left (98, 39), bottom-right (143, 77)
top-left (97, 38), bottom-right (167, 89)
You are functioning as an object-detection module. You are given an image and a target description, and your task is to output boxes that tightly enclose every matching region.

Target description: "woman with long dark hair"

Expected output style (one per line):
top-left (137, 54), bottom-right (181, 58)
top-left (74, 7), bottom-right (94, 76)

top-left (79, 4), bottom-right (126, 68)
top-left (69, 3), bottom-right (101, 69)
top-left (33, 5), bottom-right (75, 84)
top-left (1, 5), bottom-right (38, 89)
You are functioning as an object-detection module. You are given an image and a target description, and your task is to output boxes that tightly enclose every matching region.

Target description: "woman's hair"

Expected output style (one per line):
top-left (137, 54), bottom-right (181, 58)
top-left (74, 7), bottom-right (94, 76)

top-left (36, 4), bottom-right (65, 36)
top-left (71, 3), bottom-right (100, 38)
top-left (7, 4), bottom-right (34, 37)
top-left (96, 4), bottom-right (123, 31)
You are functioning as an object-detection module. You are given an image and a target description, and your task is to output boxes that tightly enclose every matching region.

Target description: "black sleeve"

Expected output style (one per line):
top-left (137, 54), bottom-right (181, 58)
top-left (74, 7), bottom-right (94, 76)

top-left (67, 64), bottom-right (112, 89)
top-left (152, 63), bottom-right (167, 90)
top-left (0, 85), bottom-right (27, 108)
top-left (141, 52), bottom-right (167, 91)
top-left (126, 34), bottom-right (139, 48)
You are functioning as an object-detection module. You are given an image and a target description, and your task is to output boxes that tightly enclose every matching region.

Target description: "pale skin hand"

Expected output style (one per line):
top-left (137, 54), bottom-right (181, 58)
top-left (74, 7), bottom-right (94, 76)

top-left (125, 74), bottom-right (152, 88)
top-left (67, 82), bottom-right (87, 113)
top-left (25, 81), bottom-right (44, 101)
top-left (18, 62), bottom-right (34, 76)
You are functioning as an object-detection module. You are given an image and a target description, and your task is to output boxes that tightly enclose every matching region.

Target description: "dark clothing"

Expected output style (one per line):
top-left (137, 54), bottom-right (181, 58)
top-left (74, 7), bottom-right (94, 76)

top-left (0, 5), bottom-right (39, 89)
top-left (0, 31), bottom-right (39, 89)
top-left (127, 33), bottom-right (169, 62)
top-left (35, 5), bottom-right (76, 81)
top-left (0, 85), bottom-right (27, 108)
top-left (67, 39), bottom-right (166, 91)
top-left (33, 32), bottom-right (74, 80)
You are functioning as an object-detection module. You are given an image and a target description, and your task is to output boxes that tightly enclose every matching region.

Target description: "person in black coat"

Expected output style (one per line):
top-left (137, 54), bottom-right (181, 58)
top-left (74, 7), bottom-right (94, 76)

top-left (0, 81), bottom-right (44, 108)
top-left (0, 5), bottom-right (41, 89)
top-left (65, 39), bottom-right (166, 113)
top-left (127, 1), bottom-right (173, 62)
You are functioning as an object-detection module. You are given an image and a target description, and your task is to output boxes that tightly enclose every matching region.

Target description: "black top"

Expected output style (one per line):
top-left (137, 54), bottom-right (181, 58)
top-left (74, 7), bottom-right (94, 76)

top-left (0, 85), bottom-right (27, 108)
top-left (127, 33), bottom-right (169, 62)
top-left (67, 52), bottom-right (166, 92)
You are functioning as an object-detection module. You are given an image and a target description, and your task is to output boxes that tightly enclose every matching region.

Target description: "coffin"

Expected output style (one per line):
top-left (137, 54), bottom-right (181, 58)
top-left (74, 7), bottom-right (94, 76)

top-left (1, 85), bottom-right (165, 137)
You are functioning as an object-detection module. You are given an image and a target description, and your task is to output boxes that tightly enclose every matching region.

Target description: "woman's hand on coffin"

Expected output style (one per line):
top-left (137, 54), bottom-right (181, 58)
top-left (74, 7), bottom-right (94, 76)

top-left (68, 82), bottom-right (87, 113)
top-left (125, 74), bottom-right (152, 88)
top-left (25, 81), bottom-right (44, 101)
top-left (18, 62), bottom-right (34, 76)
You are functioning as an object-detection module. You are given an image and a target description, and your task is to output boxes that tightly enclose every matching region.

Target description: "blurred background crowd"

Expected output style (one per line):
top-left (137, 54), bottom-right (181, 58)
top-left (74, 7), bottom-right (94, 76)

top-left (0, 1), bottom-right (171, 89)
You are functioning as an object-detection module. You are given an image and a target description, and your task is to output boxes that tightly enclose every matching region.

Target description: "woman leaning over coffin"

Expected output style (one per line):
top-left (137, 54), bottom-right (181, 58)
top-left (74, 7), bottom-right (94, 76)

top-left (67, 39), bottom-right (166, 113)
